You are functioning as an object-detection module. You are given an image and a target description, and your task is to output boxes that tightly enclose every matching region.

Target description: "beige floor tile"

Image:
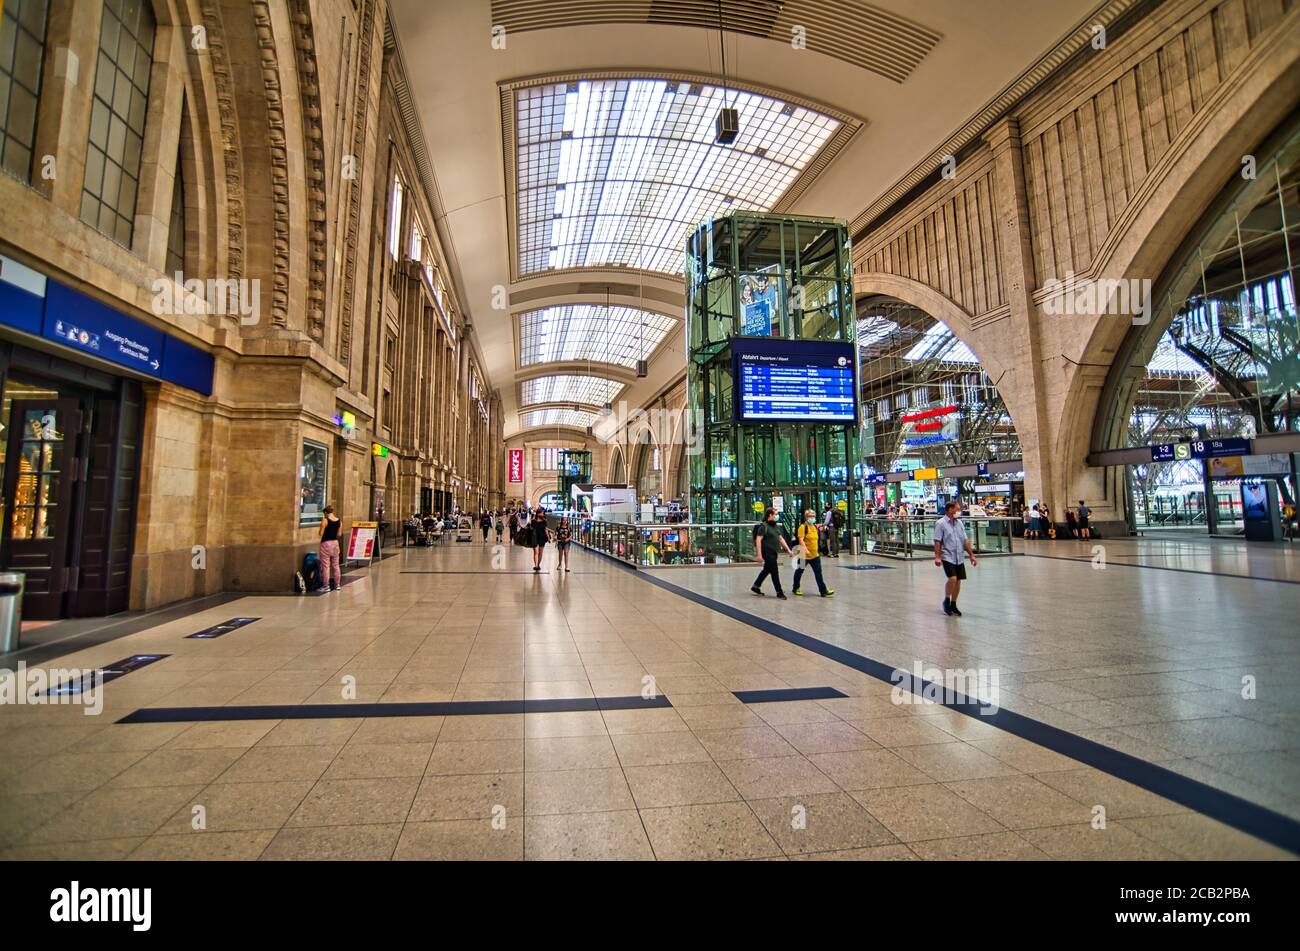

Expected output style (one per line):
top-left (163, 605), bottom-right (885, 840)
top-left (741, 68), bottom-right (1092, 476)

top-left (640, 802), bottom-right (783, 860)
top-left (747, 700), bottom-right (842, 726)
top-left (624, 761), bottom-right (741, 809)
top-left (523, 711), bottom-right (608, 738)
top-left (3, 837), bottom-right (145, 860)
top-left (853, 783), bottom-right (1006, 842)
top-left (852, 717), bottom-right (960, 749)
top-left (322, 742), bottom-right (433, 780)
top-left (108, 747), bottom-right (245, 789)
top-left (426, 739), bottom-right (523, 775)
top-left (394, 819), bottom-right (522, 860)
top-left (908, 831), bottom-right (1049, 860)
top-left (748, 792), bottom-right (898, 855)
top-left (260, 823), bottom-right (402, 860)
top-left (1032, 768), bottom-right (1188, 818)
top-left (24, 784), bottom-right (205, 843)
top-left (409, 773), bottom-right (523, 822)
top-left (156, 781), bottom-right (315, 833)
top-left (771, 721), bottom-right (879, 755)
top-left (525, 810), bottom-right (653, 860)
top-left (348, 716), bottom-right (444, 744)
top-left (675, 705), bottom-right (765, 731)
top-left (0, 790), bottom-right (86, 848)
top-left (1117, 813), bottom-right (1294, 860)
top-left (600, 708), bottom-right (690, 735)
top-left (286, 777), bottom-right (419, 827)
top-left (693, 726), bottom-right (797, 761)
top-left (893, 742), bottom-right (1023, 782)
top-left (129, 830), bottom-right (275, 860)
top-left (790, 844), bottom-right (919, 860)
top-left (1019, 822), bottom-right (1181, 860)
top-left (944, 775), bottom-right (1096, 829)
top-left (165, 721), bottom-right (280, 750)
top-left (807, 749), bottom-right (933, 790)
top-left (611, 730), bottom-right (712, 767)
top-left (524, 734), bottom-right (619, 771)
top-left (218, 745), bottom-right (341, 784)
top-left (1, 750), bottom-right (148, 795)
top-left (257, 719), bottom-right (362, 747)
top-left (524, 766), bottom-right (635, 815)
top-left (716, 755), bottom-right (839, 800)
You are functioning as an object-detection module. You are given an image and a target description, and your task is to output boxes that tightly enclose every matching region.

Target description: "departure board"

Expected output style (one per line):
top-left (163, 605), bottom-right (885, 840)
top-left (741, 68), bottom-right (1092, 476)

top-left (733, 338), bottom-right (857, 423)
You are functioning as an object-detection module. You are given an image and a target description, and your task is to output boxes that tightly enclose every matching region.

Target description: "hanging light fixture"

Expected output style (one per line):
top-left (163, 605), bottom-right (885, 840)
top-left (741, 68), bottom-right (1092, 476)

top-left (714, 0), bottom-right (739, 145)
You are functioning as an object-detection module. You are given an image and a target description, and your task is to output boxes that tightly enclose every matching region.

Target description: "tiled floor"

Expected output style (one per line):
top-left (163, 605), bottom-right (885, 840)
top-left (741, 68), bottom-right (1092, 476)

top-left (0, 538), bottom-right (1294, 861)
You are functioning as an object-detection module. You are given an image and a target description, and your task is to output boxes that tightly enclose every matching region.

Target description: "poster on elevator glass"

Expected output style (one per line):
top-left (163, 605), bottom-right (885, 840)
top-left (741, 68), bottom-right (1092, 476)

top-left (739, 272), bottom-right (781, 336)
top-left (299, 440), bottom-right (329, 527)
top-left (732, 337), bottom-right (856, 423)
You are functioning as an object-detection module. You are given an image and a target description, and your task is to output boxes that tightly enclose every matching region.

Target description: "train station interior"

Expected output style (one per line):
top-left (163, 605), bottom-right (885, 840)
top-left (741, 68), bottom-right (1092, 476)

top-left (0, 0), bottom-right (1297, 869)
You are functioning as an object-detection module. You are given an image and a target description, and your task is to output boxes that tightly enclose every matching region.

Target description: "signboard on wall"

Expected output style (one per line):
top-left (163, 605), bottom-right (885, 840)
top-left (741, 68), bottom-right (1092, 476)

top-left (0, 254), bottom-right (215, 394)
top-left (508, 449), bottom-right (524, 483)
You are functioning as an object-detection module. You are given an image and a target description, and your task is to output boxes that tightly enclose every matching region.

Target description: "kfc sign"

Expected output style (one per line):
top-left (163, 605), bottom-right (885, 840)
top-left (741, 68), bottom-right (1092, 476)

top-left (508, 449), bottom-right (524, 483)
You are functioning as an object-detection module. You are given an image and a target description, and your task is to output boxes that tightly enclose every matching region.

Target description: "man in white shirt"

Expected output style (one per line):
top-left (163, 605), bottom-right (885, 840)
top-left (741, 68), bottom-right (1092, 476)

top-left (934, 500), bottom-right (977, 616)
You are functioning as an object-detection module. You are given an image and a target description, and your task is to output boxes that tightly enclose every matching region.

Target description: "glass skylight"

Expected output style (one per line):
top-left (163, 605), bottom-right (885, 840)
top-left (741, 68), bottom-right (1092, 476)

top-left (519, 304), bottom-right (676, 368)
top-left (520, 408), bottom-right (600, 429)
top-left (520, 374), bottom-right (625, 407)
top-left (903, 322), bottom-right (979, 364)
top-left (515, 78), bottom-right (841, 276)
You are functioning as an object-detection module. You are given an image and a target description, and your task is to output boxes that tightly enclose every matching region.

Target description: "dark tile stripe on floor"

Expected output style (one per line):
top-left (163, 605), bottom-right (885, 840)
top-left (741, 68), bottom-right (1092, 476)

top-left (116, 694), bottom-right (671, 723)
top-left (622, 560), bottom-right (1300, 856)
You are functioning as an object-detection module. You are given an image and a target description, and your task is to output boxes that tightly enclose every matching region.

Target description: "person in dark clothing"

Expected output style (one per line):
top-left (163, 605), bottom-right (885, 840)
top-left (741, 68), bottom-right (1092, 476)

top-left (751, 508), bottom-right (794, 599)
top-left (480, 511), bottom-right (492, 543)
top-left (529, 509), bottom-right (550, 572)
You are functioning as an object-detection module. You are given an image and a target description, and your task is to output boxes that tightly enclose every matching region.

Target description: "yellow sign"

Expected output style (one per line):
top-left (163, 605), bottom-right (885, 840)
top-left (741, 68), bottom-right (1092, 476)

top-left (836, 500), bottom-right (848, 511)
top-left (913, 467), bottom-right (938, 480)
top-left (752, 500), bottom-right (765, 513)
top-left (371, 443), bottom-right (389, 457)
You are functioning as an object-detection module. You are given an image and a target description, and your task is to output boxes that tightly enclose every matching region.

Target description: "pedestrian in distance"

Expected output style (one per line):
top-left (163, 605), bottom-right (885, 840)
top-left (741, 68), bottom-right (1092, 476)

top-left (318, 505), bottom-right (343, 592)
top-left (934, 500), bottom-right (976, 616)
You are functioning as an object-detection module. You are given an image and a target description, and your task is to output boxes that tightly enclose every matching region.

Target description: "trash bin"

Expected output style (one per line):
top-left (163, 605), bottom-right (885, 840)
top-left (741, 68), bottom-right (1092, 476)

top-left (0, 572), bottom-right (24, 653)
top-left (850, 530), bottom-right (861, 556)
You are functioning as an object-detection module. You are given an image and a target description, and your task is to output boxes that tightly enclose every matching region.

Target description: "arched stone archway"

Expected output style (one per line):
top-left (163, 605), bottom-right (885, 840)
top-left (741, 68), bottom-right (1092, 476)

top-left (1051, 31), bottom-right (1300, 521)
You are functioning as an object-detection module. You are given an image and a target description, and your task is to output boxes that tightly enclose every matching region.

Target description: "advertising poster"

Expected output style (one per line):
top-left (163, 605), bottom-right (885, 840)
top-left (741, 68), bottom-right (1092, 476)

top-left (739, 272), bottom-right (780, 336)
top-left (299, 440), bottom-right (329, 527)
top-left (347, 522), bottom-right (378, 560)
top-left (508, 449), bottom-right (524, 483)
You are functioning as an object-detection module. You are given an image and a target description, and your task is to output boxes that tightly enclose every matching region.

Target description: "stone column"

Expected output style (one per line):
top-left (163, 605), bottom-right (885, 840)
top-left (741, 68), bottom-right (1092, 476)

top-left (984, 116), bottom-right (1057, 513)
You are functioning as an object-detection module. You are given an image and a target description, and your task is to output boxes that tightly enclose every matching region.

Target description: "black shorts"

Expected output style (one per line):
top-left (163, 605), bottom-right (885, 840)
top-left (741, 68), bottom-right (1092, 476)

top-left (1077, 517), bottom-right (1089, 528)
top-left (941, 560), bottom-right (967, 580)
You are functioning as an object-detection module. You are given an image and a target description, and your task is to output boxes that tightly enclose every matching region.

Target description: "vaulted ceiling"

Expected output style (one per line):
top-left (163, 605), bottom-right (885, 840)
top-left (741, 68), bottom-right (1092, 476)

top-left (388, 0), bottom-right (1107, 438)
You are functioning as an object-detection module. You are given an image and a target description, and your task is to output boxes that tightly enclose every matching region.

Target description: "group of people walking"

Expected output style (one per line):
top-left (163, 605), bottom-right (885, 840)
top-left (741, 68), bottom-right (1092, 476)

top-left (750, 507), bottom-right (838, 600)
top-left (1022, 500), bottom-right (1092, 540)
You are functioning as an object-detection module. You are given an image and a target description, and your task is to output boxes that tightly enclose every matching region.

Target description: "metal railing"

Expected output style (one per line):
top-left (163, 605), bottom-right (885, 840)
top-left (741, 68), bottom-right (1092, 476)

top-left (558, 514), bottom-right (1018, 567)
top-left (855, 516), bottom-right (1018, 559)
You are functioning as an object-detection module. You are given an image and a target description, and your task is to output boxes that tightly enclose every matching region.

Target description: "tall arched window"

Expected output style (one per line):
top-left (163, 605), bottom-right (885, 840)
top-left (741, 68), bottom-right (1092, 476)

top-left (81, 0), bottom-right (155, 247)
top-left (0, 0), bottom-right (50, 182)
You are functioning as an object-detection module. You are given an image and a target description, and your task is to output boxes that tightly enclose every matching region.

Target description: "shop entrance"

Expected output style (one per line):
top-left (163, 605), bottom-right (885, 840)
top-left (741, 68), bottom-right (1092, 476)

top-left (1, 395), bottom-right (81, 617)
top-left (0, 347), bottom-right (144, 620)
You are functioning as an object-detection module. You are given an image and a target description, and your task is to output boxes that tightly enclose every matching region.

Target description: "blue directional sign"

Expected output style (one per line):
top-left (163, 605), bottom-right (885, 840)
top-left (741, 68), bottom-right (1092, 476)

top-left (0, 255), bottom-right (214, 395)
top-left (733, 338), bottom-right (857, 423)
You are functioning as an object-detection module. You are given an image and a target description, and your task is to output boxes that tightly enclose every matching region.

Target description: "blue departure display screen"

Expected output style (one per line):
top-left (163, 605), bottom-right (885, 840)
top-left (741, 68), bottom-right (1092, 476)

top-left (733, 338), bottom-right (856, 423)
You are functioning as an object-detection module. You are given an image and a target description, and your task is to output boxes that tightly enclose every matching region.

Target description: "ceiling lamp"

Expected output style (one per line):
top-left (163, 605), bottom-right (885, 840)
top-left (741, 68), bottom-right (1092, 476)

top-left (714, 1), bottom-right (738, 145)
